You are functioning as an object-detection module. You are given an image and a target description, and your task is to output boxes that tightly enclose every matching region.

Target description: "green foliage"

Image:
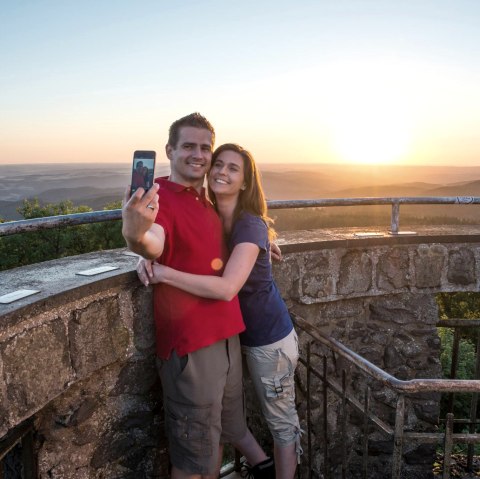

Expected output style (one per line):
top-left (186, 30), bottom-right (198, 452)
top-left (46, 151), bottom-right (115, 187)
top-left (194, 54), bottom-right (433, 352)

top-left (0, 198), bottom-right (125, 271)
top-left (437, 292), bottom-right (480, 321)
top-left (436, 293), bottom-right (480, 428)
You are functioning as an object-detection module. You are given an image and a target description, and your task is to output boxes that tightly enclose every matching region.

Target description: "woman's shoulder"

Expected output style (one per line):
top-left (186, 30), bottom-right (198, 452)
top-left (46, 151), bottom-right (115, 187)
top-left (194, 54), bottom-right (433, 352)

top-left (236, 211), bottom-right (267, 228)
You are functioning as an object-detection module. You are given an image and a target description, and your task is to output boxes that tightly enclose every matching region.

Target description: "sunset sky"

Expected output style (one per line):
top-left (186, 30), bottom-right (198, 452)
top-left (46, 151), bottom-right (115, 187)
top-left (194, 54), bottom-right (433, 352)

top-left (1, 0), bottom-right (480, 166)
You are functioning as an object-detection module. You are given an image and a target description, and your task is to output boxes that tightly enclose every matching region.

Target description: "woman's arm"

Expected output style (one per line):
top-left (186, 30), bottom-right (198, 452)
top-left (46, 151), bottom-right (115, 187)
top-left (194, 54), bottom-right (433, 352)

top-left (150, 242), bottom-right (260, 301)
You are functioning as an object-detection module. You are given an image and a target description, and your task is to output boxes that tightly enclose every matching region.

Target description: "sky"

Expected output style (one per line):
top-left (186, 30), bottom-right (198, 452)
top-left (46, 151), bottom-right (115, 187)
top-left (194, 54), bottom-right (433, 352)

top-left (1, 0), bottom-right (480, 166)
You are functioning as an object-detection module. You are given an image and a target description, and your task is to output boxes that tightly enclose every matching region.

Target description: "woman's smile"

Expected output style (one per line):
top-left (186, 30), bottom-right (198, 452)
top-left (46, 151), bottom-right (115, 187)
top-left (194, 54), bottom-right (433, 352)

top-left (209, 150), bottom-right (245, 195)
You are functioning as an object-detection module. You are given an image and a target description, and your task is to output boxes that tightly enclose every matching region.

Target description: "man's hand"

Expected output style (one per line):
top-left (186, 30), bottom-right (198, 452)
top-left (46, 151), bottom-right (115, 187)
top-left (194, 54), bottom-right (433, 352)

top-left (122, 184), bottom-right (159, 242)
top-left (122, 184), bottom-right (164, 258)
top-left (136, 257), bottom-right (155, 286)
top-left (270, 242), bottom-right (282, 262)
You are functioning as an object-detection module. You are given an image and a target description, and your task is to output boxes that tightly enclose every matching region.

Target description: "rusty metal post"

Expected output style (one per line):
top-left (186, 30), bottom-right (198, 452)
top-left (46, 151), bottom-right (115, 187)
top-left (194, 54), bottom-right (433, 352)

top-left (234, 449), bottom-right (241, 471)
top-left (390, 201), bottom-right (400, 234)
top-left (362, 386), bottom-right (370, 479)
top-left (21, 429), bottom-right (35, 479)
top-left (323, 355), bottom-right (329, 479)
top-left (307, 342), bottom-right (312, 479)
top-left (447, 328), bottom-right (461, 413)
top-left (341, 370), bottom-right (347, 479)
top-left (392, 395), bottom-right (405, 479)
top-left (467, 331), bottom-right (480, 470)
top-left (443, 413), bottom-right (454, 479)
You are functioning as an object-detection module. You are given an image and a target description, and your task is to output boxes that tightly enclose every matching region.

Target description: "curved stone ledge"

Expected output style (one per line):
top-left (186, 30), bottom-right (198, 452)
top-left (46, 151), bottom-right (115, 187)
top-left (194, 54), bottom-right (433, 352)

top-left (275, 225), bottom-right (480, 305)
top-left (1, 226), bottom-right (480, 477)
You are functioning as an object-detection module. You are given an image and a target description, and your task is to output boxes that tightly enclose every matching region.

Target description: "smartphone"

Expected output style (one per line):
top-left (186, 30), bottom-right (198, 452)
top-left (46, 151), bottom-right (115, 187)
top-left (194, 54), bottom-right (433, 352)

top-left (130, 150), bottom-right (156, 196)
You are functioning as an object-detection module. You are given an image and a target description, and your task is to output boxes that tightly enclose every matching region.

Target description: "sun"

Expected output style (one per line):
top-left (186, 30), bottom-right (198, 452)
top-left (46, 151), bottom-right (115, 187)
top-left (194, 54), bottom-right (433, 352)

top-left (330, 109), bottom-right (412, 165)
top-left (323, 60), bottom-right (415, 165)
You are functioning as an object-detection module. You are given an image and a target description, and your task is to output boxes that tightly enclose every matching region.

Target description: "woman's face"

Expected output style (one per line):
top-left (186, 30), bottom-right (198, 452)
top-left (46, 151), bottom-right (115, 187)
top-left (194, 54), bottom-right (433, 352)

top-left (208, 150), bottom-right (245, 197)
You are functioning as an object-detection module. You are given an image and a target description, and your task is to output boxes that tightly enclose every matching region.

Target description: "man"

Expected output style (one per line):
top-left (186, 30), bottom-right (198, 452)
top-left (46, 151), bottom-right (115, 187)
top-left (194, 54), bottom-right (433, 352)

top-left (122, 113), bottom-right (273, 478)
top-left (131, 160), bottom-right (146, 190)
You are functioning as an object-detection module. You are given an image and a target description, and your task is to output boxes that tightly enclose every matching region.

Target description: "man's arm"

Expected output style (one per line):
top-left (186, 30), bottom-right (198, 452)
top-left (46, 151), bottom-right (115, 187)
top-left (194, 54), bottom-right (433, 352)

top-left (122, 184), bottom-right (165, 260)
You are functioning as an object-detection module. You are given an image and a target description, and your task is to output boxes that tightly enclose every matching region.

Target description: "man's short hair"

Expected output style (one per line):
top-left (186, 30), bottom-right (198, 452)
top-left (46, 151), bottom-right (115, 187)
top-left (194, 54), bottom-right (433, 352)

top-left (168, 112), bottom-right (215, 148)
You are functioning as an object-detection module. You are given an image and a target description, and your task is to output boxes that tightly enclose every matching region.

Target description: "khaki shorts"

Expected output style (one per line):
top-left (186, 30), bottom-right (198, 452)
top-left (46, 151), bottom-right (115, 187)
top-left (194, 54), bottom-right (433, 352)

top-left (157, 336), bottom-right (246, 475)
top-left (243, 329), bottom-right (302, 452)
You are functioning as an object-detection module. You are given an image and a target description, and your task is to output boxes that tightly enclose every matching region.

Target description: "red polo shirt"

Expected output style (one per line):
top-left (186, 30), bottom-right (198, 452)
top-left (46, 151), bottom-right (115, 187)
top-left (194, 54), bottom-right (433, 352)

top-left (153, 177), bottom-right (245, 359)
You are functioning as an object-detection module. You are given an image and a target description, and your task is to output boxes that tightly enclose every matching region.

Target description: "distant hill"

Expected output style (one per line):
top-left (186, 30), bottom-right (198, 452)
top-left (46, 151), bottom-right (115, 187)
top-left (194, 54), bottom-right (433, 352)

top-left (262, 171), bottom-right (336, 198)
top-left (334, 182), bottom-right (439, 198)
top-left (2, 162), bottom-right (480, 221)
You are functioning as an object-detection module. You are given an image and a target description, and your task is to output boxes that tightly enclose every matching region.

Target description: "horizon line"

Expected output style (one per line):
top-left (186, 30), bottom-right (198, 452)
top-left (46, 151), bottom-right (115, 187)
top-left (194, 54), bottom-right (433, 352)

top-left (3, 161), bottom-right (480, 169)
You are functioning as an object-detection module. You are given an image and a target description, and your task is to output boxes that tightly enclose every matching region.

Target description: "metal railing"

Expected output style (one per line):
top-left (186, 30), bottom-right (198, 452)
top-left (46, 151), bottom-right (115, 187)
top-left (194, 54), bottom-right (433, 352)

top-left (293, 313), bottom-right (480, 479)
top-left (1, 196), bottom-right (480, 237)
top-left (0, 419), bottom-right (35, 479)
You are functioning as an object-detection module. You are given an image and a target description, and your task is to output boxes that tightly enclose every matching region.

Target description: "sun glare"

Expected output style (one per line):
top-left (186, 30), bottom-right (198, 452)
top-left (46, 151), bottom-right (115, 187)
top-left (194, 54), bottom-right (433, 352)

top-left (330, 110), bottom-right (412, 165)
top-left (324, 59), bottom-right (415, 165)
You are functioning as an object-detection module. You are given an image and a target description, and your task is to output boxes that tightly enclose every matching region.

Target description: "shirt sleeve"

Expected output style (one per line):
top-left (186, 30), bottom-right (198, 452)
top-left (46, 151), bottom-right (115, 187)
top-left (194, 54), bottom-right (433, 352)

top-left (153, 187), bottom-right (172, 239)
top-left (231, 214), bottom-right (268, 252)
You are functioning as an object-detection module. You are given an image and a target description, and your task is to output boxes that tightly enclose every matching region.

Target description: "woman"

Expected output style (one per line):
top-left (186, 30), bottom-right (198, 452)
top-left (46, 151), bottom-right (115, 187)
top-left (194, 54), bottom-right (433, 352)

top-left (144, 144), bottom-right (301, 479)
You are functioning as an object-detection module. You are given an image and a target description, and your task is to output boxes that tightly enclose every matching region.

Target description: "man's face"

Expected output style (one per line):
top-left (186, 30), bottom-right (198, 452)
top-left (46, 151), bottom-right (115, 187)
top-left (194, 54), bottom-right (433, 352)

top-left (166, 126), bottom-right (213, 187)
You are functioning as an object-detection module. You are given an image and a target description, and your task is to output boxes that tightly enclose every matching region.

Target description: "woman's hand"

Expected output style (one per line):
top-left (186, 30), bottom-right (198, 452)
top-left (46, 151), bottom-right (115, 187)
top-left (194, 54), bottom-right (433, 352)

top-left (136, 257), bottom-right (154, 286)
top-left (270, 242), bottom-right (282, 262)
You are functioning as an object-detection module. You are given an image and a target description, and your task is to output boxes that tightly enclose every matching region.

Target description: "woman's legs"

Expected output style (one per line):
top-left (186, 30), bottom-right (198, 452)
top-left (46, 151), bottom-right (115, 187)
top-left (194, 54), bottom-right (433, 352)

top-left (273, 442), bottom-right (297, 479)
top-left (243, 329), bottom-right (301, 479)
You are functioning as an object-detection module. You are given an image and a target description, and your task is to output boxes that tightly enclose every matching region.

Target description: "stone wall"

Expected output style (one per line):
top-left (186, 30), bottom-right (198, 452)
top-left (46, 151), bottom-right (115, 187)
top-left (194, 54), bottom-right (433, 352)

top-left (0, 251), bottom-right (169, 478)
top-left (1, 228), bottom-right (480, 477)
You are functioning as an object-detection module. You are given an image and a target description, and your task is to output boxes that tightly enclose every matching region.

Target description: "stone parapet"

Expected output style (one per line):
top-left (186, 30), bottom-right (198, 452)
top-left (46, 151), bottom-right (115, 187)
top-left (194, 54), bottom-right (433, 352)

top-left (1, 226), bottom-right (480, 477)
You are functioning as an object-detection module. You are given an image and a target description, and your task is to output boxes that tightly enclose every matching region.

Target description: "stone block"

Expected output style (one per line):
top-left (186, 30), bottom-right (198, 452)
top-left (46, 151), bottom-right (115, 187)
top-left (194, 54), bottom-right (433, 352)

top-left (447, 247), bottom-right (476, 285)
top-left (384, 343), bottom-right (403, 369)
top-left (301, 251), bottom-right (334, 299)
top-left (337, 250), bottom-right (372, 295)
top-left (1, 318), bottom-right (72, 423)
top-left (274, 253), bottom-right (301, 299)
top-left (131, 286), bottom-right (156, 352)
top-left (369, 298), bottom-right (416, 325)
top-left (69, 297), bottom-right (129, 379)
top-left (376, 247), bottom-right (410, 290)
top-left (111, 358), bottom-right (159, 396)
top-left (369, 294), bottom-right (438, 326)
top-left (414, 244), bottom-right (446, 288)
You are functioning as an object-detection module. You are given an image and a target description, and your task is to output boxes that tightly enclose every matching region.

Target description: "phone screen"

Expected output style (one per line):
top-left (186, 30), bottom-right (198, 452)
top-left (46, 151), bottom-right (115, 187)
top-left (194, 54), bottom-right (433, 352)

top-left (131, 150), bottom-right (156, 195)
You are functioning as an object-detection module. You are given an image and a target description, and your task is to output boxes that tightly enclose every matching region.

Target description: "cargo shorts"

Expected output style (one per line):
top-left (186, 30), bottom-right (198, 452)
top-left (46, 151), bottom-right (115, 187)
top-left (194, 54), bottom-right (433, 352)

top-left (243, 329), bottom-right (303, 460)
top-left (156, 335), bottom-right (247, 475)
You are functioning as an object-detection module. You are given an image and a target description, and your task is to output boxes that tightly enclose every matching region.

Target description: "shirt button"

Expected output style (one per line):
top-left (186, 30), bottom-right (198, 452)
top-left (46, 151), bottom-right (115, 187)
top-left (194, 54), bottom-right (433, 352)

top-left (195, 197), bottom-right (199, 201)
top-left (184, 416), bottom-right (188, 421)
top-left (182, 433), bottom-right (188, 439)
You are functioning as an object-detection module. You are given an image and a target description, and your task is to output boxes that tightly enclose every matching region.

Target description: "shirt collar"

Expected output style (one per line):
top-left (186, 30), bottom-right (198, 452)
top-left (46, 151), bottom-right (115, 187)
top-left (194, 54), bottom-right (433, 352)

top-left (156, 176), bottom-right (208, 200)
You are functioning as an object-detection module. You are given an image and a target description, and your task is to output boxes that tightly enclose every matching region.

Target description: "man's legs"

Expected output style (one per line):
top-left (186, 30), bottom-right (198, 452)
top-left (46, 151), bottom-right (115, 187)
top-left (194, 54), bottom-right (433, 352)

top-left (158, 341), bottom-right (234, 476)
top-left (232, 428), bottom-right (268, 466)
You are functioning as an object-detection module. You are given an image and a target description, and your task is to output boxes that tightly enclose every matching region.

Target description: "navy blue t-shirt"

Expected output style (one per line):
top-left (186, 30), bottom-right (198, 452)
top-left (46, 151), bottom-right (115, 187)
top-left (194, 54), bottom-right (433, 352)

top-left (228, 212), bottom-right (293, 347)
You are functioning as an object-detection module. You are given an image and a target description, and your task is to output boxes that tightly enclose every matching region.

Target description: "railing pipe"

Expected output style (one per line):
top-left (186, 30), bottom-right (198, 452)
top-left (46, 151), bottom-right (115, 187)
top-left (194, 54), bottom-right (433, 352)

top-left (0, 209), bottom-right (122, 236)
top-left (2, 196), bottom-right (480, 237)
top-left (293, 315), bottom-right (480, 394)
top-left (392, 395), bottom-right (405, 479)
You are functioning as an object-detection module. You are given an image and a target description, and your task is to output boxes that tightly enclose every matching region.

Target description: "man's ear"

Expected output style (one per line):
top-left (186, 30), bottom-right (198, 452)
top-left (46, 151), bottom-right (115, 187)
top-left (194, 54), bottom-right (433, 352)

top-left (165, 143), bottom-right (173, 160)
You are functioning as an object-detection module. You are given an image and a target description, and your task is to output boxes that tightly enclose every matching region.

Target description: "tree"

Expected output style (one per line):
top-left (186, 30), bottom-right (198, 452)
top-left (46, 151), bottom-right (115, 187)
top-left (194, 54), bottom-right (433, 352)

top-left (0, 198), bottom-right (125, 271)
